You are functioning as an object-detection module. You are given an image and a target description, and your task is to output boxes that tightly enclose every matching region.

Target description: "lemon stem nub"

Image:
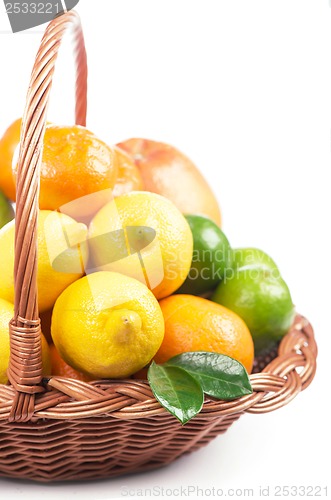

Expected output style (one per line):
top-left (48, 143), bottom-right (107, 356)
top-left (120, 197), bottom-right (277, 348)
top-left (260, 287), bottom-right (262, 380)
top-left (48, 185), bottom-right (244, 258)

top-left (105, 309), bottom-right (142, 344)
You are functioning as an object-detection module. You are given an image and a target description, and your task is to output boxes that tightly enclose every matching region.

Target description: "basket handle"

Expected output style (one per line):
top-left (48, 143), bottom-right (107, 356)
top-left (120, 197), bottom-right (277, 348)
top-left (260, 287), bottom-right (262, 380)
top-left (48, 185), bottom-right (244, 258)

top-left (7, 11), bottom-right (87, 422)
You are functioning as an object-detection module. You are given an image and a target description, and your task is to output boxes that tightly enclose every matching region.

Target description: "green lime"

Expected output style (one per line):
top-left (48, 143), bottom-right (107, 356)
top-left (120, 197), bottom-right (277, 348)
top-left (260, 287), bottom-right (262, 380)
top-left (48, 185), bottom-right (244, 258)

top-left (177, 214), bottom-right (232, 295)
top-left (211, 268), bottom-right (295, 354)
top-left (232, 247), bottom-right (279, 275)
top-left (0, 191), bottom-right (14, 229)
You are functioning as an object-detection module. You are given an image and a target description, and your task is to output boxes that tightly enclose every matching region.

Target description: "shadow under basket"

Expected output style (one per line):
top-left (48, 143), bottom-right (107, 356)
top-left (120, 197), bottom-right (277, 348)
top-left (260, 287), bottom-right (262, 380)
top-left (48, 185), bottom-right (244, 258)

top-left (0, 12), bottom-right (317, 483)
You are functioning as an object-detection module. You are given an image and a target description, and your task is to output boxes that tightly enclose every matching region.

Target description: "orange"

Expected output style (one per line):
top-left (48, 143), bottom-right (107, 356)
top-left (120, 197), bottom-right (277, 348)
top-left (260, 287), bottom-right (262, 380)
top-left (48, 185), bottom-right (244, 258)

top-left (112, 146), bottom-right (143, 197)
top-left (11, 124), bottom-right (117, 219)
top-left (49, 344), bottom-right (92, 382)
top-left (117, 138), bottom-right (221, 226)
top-left (155, 294), bottom-right (254, 373)
top-left (0, 118), bottom-right (21, 201)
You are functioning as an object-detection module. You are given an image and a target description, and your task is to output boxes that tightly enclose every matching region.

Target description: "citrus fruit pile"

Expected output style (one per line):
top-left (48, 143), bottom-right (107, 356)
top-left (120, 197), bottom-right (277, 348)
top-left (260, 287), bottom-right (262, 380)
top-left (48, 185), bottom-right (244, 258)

top-left (0, 119), bottom-right (295, 407)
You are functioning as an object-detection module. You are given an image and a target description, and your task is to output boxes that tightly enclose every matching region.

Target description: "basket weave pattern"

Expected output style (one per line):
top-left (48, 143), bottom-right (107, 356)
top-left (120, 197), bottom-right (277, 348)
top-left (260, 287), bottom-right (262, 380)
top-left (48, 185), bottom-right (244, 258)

top-left (0, 12), bottom-right (317, 482)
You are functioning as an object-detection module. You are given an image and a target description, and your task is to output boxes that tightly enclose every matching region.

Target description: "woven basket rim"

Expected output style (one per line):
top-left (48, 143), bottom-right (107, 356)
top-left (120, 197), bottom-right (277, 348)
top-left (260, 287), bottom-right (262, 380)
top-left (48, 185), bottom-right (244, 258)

top-left (0, 313), bottom-right (317, 422)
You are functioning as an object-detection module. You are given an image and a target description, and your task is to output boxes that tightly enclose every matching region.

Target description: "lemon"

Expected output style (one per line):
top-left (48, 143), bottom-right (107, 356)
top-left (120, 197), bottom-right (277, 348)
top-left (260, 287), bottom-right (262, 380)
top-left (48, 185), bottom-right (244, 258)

top-left (51, 271), bottom-right (165, 379)
top-left (0, 210), bottom-right (88, 313)
top-left (0, 297), bottom-right (51, 384)
top-left (88, 191), bottom-right (193, 299)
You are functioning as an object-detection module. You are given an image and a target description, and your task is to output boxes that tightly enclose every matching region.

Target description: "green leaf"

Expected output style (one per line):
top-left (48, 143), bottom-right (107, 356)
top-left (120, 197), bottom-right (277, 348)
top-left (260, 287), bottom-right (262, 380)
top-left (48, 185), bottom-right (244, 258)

top-left (165, 351), bottom-right (253, 400)
top-left (147, 362), bottom-right (204, 424)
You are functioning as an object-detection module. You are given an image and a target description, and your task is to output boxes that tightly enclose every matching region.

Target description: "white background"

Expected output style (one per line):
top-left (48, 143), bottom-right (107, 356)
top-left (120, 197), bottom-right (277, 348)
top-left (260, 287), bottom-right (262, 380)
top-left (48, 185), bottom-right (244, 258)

top-left (0, 1), bottom-right (330, 499)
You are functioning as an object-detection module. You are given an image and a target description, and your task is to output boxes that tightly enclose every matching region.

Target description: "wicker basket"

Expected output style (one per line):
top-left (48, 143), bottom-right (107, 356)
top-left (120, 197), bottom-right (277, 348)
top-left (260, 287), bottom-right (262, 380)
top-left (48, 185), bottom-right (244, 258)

top-left (0, 11), bottom-right (317, 483)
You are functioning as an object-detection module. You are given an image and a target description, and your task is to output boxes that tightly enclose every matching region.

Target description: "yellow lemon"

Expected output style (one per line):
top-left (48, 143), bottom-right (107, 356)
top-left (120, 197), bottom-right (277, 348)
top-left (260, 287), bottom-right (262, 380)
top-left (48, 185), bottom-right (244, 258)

top-left (88, 191), bottom-right (193, 299)
top-left (0, 210), bottom-right (88, 313)
top-left (0, 297), bottom-right (51, 384)
top-left (51, 271), bottom-right (165, 379)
